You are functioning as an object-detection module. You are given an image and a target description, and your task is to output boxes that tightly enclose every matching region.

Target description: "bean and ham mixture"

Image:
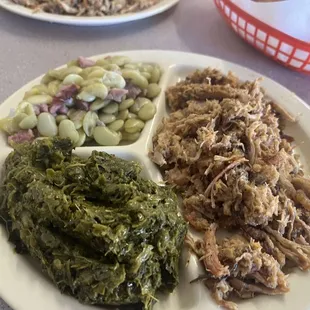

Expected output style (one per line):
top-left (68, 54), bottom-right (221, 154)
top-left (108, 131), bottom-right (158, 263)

top-left (149, 68), bottom-right (310, 309)
top-left (11, 0), bottom-right (161, 16)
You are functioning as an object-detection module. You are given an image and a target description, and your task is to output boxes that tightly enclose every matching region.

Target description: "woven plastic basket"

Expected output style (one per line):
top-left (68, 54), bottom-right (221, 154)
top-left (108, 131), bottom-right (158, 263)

top-left (214, 0), bottom-right (310, 73)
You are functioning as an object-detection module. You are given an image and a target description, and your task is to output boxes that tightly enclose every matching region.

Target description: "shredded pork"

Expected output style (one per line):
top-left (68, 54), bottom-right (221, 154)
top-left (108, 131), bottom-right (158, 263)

top-left (149, 67), bottom-right (309, 309)
top-left (11, 0), bottom-right (161, 16)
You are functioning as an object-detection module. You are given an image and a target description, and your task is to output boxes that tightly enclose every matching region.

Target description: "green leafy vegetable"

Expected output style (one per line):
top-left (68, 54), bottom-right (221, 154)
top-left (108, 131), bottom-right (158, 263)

top-left (0, 138), bottom-right (187, 309)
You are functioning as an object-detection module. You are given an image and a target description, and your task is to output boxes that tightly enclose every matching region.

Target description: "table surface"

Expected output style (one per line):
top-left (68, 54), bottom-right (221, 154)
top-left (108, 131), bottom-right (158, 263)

top-left (0, 0), bottom-right (309, 309)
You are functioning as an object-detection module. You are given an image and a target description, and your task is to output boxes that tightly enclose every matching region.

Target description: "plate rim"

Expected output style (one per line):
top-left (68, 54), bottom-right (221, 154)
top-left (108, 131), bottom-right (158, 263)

top-left (0, 0), bottom-right (179, 25)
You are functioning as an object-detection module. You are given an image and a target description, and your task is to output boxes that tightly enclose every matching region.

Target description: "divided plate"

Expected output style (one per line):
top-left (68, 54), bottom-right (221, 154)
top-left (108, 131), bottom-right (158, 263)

top-left (0, 0), bottom-right (179, 26)
top-left (1, 50), bottom-right (310, 310)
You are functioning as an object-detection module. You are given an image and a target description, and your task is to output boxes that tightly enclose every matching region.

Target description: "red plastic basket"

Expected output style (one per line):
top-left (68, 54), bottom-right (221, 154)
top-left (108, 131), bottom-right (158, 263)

top-left (214, 0), bottom-right (310, 74)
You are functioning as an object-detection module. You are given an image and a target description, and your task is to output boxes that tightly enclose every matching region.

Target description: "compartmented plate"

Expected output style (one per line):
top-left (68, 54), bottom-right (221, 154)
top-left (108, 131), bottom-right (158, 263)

top-left (1, 50), bottom-right (310, 310)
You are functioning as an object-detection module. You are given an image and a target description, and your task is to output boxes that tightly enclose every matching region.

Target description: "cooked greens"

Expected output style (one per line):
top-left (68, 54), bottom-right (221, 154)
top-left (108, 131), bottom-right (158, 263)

top-left (0, 138), bottom-right (187, 309)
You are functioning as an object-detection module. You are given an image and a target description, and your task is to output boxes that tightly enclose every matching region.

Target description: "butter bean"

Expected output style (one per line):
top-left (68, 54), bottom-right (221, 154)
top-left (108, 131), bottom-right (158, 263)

top-left (37, 113), bottom-right (58, 137)
top-left (138, 103), bottom-right (157, 121)
top-left (119, 98), bottom-right (134, 111)
top-left (146, 83), bottom-right (161, 98)
top-left (124, 119), bottom-right (145, 134)
top-left (93, 126), bottom-right (121, 146)
top-left (99, 113), bottom-right (116, 124)
top-left (108, 120), bottom-right (124, 132)
top-left (102, 102), bottom-right (119, 114)
top-left (59, 119), bottom-right (79, 143)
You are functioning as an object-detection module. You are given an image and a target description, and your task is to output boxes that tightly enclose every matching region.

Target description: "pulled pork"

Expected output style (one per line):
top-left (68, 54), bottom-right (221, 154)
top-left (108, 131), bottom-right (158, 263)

top-left (149, 67), bottom-right (309, 309)
top-left (11, 0), bottom-right (161, 16)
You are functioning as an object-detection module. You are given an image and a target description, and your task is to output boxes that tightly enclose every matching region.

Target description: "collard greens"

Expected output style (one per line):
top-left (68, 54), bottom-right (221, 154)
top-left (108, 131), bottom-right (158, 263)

top-left (0, 138), bottom-right (187, 309)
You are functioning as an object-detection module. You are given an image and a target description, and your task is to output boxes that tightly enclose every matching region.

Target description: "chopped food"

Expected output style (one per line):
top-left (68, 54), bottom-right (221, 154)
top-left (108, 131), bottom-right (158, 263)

top-left (149, 67), bottom-right (308, 309)
top-left (0, 138), bottom-right (187, 310)
top-left (11, 0), bottom-right (162, 16)
top-left (0, 55), bottom-right (162, 147)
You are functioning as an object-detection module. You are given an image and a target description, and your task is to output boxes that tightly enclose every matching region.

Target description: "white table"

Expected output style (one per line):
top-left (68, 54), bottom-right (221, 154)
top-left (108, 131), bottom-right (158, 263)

top-left (0, 0), bottom-right (309, 309)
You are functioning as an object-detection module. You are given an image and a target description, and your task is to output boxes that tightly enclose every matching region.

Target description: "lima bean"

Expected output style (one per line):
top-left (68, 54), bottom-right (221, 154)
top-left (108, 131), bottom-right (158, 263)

top-left (19, 114), bottom-right (37, 130)
top-left (146, 83), bottom-right (161, 98)
top-left (48, 69), bottom-right (65, 80)
top-left (59, 119), bottom-right (79, 143)
top-left (81, 78), bottom-right (102, 88)
top-left (119, 98), bottom-right (134, 111)
top-left (102, 102), bottom-right (119, 114)
top-left (63, 74), bottom-right (84, 86)
top-left (26, 94), bottom-right (53, 105)
top-left (75, 129), bottom-right (86, 147)
top-left (138, 103), bottom-right (157, 121)
top-left (80, 83), bottom-right (108, 100)
top-left (102, 64), bottom-right (121, 72)
top-left (102, 71), bottom-right (126, 89)
top-left (122, 69), bottom-right (148, 89)
top-left (13, 113), bottom-right (28, 126)
top-left (124, 119), bottom-right (145, 134)
top-left (127, 112), bottom-right (138, 119)
top-left (96, 58), bottom-right (111, 66)
top-left (23, 89), bottom-right (41, 99)
top-left (90, 99), bottom-right (110, 111)
top-left (124, 63), bottom-right (138, 70)
top-left (60, 66), bottom-right (83, 79)
top-left (129, 97), bottom-right (152, 114)
top-left (110, 56), bottom-right (131, 66)
top-left (140, 64), bottom-right (154, 73)
top-left (117, 109), bottom-right (129, 121)
top-left (77, 91), bottom-right (96, 103)
top-left (83, 111), bottom-right (98, 137)
top-left (93, 126), bottom-right (120, 146)
top-left (41, 73), bottom-right (54, 85)
top-left (37, 112), bottom-right (58, 137)
top-left (87, 68), bottom-right (106, 79)
top-left (16, 102), bottom-right (35, 116)
top-left (68, 109), bottom-right (86, 130)
top-left (99, 113), bottom-right (116, 124)
top-left (108, 119), bottom-right (124, 132)
top-left (141, 72), bottom-right (151, 81)
top-left (121, 131), bottom-right (140, 142)
top-left (150, 67), bottom-right (161, 83)
top-left (0, 118), bottom-right (19, 135)
top-left (47, 80), bottom-right (61, 96)
top-left (80, 66), bottom-right (103, 79)
top-left (24, 103), bottom-right (36, 116)
top-left (32, 84), bottom-right (48, 93)
top-left (56, 115), bottom-right (68, 123)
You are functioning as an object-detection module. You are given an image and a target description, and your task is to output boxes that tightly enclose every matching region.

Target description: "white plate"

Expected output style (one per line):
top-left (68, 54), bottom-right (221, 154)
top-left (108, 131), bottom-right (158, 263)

top-left (1, 50), bottom-right (310, 310)
top-left (0, 0), bottom-right (179, 26)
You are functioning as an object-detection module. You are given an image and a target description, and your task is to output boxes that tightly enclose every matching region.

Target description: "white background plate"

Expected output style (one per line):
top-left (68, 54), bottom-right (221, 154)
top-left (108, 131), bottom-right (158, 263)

top-left (1, 50), bottom-right (310, 310)
top-left (0, 0), bottom-right (179, 25)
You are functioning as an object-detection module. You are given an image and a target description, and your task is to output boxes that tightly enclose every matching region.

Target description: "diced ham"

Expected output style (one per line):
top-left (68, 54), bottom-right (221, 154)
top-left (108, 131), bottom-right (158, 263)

top-left (106, 88), bottom-right (128, 102)
top-left (8, 129), bottom-right (34, 145)
top-left (55, 84), bottom-right (79, 100)
top-left (49, 101), bottom-right (63, 115)
top-left (39, 104), bottom-right (49, 113)
top-left (78, 56), bottom-right (96, 68)
top-left (58, 105), bottom-right (69, 115)
top-left (75, 100), bottom-right (89, 111)
top-left (125, 82), bottom-right (142, 99)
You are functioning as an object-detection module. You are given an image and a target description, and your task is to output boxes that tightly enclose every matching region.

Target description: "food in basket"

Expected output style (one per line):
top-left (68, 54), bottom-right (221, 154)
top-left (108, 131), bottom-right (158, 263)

top-left (149, 67), bottom-right (310, 309)
top-left (0, 137), bottom-right (187, 310)
top-left (0, 55), bottom-right (162, 147)
top-left (11, 0), bottom-right (161, 17)
top-left (11, 0), bottom-right (162, 16)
